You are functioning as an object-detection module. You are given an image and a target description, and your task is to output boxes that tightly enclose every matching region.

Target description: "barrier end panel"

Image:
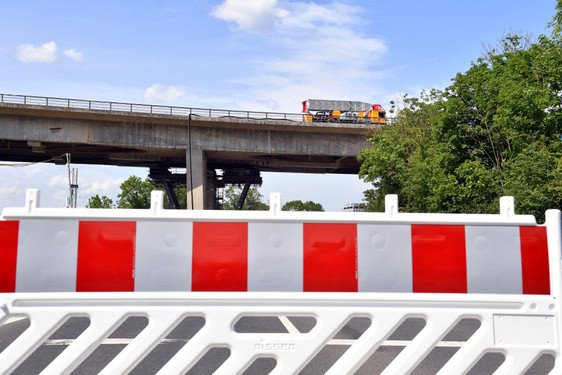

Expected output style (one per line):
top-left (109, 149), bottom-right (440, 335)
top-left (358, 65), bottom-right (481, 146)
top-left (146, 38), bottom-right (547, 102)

top-left (520, 226), bottom-right (550, 295)
top-left (0, 221), bottom-right (19, 292)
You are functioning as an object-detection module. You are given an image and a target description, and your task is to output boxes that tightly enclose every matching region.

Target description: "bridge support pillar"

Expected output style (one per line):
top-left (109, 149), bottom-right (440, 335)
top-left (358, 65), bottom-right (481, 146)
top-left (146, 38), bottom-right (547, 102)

top-left (186, 148), bottom-right (207, 210)
top-left (206, 172), bottom-right (218, 209)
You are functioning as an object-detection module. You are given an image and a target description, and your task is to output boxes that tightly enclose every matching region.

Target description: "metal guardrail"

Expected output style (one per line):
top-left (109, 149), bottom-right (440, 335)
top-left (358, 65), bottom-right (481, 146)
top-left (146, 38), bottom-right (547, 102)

top-left (0, 93), bottom-right (306, 122)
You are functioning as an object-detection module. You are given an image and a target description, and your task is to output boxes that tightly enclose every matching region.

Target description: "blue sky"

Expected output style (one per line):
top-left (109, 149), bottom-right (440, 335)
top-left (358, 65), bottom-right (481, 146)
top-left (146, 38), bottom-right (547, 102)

top-left (0, 0), bottom-right (557, 211)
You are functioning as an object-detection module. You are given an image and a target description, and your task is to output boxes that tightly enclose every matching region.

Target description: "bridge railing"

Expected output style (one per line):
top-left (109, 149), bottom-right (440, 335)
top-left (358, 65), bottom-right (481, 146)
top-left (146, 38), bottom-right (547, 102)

top-left (0, 93), bottom-right (306, 122)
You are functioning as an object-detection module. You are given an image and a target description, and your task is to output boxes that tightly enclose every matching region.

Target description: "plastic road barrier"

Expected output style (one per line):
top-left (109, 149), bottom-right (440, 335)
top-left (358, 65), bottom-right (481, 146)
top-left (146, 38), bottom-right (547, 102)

top-left (0, 189), bottom-right (560, 374)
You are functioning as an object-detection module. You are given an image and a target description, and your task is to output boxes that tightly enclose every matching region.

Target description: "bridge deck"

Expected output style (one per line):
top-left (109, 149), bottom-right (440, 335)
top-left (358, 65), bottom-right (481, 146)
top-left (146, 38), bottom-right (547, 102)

top-left (0, 95), bottom-right (375, 173)
top-left (0, 94), bottom-right (378, 208)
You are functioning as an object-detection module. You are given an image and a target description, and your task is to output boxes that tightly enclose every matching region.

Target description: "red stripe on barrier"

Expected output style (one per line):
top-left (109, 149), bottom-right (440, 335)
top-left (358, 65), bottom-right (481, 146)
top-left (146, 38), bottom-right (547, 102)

top-left (76, 221), bottom-right (136, 292)
top-left (303, 223), bottom-right (357, 292)
top-left (192, 222), bottom-right (248, 291)
top-left (0, 221), bottom-right (19, 293)
top-left (412, 225), bottom-right (467, 293)
top-left (520, 226), bottom-right (550, 295)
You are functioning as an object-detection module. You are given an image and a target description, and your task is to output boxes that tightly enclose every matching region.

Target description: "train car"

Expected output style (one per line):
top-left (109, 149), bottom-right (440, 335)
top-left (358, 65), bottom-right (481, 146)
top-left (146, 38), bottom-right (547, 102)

top-left (302, 99), bottom-right (386, 125)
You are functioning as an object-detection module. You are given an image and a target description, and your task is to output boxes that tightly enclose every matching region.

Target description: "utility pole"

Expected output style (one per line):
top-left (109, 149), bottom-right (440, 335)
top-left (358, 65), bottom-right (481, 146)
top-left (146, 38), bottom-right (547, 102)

top-left (66, 153), bottom-right (78, 208)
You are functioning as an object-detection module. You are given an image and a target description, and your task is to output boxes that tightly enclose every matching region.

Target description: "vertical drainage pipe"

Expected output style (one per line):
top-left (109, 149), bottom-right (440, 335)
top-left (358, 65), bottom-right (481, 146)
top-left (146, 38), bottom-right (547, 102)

top-left (188, 114), bottom-right (194, 209)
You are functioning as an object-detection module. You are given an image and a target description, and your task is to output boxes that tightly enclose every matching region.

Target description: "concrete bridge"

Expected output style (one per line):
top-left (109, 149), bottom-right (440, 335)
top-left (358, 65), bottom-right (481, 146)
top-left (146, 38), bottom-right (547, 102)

top-left (0, 94), bottom-right (377, 209)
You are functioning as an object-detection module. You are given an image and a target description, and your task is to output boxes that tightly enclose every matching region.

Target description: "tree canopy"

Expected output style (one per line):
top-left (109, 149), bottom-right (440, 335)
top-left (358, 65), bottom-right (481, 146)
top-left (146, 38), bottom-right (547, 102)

top-left (221, 184), bottom-right (269, 210)
top-left (86, 194), bottom-right (114, 208)
top-left (115, 176), bottom-right (154, 209)
top-left (86, 175), bottom-right (187, 209)
top-left (86, 177), bottom-right (328, 212)
top-left (359, 8), bottom-right (562, 221)
top-left (86, 176), bottom-right (274, 211)
top-left (282, 200), bottom-right (324, 211)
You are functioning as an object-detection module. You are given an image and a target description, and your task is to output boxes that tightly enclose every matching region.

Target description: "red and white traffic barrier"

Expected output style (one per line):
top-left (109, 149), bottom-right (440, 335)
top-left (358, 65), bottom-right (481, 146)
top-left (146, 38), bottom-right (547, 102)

top-left (1, 190), bottom-right (561, 375)
top-left (0, 190), bottom-right (551, 294)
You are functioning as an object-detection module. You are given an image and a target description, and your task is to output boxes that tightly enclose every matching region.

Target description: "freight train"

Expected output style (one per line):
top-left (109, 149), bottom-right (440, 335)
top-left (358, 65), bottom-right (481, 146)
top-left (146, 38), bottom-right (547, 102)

top-left (302, 99), bottom-right (386, 125)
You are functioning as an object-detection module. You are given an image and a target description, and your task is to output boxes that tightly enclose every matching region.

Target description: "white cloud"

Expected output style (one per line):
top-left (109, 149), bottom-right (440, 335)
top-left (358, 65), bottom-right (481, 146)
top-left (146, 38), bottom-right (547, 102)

top-left (0, 164), bottom-right (68, 210)
top-left (0, 164), bottom-right (136, 211)
top-left (0, 186), bottom-right (18, 202)
top-left (48, 174), bottom-right (67, 188)
top-left (16, 41), bottom-right (58, 63)
top-left (144, 84), bottom-right (187, 102)
top-left (213, 1), bottom-right (389, 112)
top-left (280, 2), bottom-right (357, 29)
top-left (15, 42), bottom-right (84, 64)
top-left (81, 178), bottom-right (124, 196)
top-left (63, 48), bottom-right (84, 62)
top-left (53, 188), bottom-right (70, 205)
top-left (212, 0), bottom-right (289, 30)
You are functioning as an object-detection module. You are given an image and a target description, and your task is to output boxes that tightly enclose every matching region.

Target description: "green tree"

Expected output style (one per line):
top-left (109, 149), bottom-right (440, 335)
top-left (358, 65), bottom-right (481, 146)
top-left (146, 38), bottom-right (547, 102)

top-left (116, 176), bottom-right (154, 209)
top-left (86, 194), bottom-right (114, 208)
top-left (86, 175), bottom-right (188, 209)
top-left (359, 9), bottom-right (562, 221)
top-left (171, 186), bottom-right (188, 209)
top-left (222, 184), bottom-right (268, 210)
top-left (359, 90), bottom-right (449, 213)
top-left (503, 141), bottom-right (562, 218)
top-left (282, 200), bottom-right (324, 211)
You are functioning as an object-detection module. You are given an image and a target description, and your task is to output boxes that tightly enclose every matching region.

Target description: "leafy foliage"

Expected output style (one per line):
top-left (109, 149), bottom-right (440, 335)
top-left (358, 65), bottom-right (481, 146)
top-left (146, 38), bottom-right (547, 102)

top-left (116, 176), bottom-right (154, 209)
top-left (86, 194), bottom-right (114, 208)
top-left (86, 175), bottom-right (188, 209)
top-left (359, 12), bottom-right (562, 221)
top-left (282, 200), bottom-right (324, 211)
top-left (222, 184), bottom-right (269, 210)
top-left (86, 176), bottom-right (271, 210)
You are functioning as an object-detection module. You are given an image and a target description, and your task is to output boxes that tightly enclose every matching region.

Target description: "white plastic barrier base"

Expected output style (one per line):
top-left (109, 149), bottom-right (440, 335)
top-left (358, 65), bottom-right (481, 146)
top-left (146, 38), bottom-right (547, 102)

top-left (0, 292), bottom-right (560, 374)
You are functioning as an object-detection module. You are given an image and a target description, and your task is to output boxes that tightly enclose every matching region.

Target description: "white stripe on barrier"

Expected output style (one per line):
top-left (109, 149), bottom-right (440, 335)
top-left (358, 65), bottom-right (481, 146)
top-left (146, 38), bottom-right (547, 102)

top-left (135, 220), bottom-right (193, 292)
top-left (465, 225), bottom-right (522, 294)
top-left (16, 219), bottom-right (78, 292)
top-left (248, 222), bottom-right (303, 291)
top-left (357, 224), bottom-right (412, 292)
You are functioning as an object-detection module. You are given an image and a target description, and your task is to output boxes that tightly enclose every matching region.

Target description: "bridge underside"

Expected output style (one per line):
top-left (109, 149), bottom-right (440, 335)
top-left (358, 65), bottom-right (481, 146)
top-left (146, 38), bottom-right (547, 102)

top-left (0, 139), bottom-right (361, 209)
top-left (0, 140), bottom-right (360, 174)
